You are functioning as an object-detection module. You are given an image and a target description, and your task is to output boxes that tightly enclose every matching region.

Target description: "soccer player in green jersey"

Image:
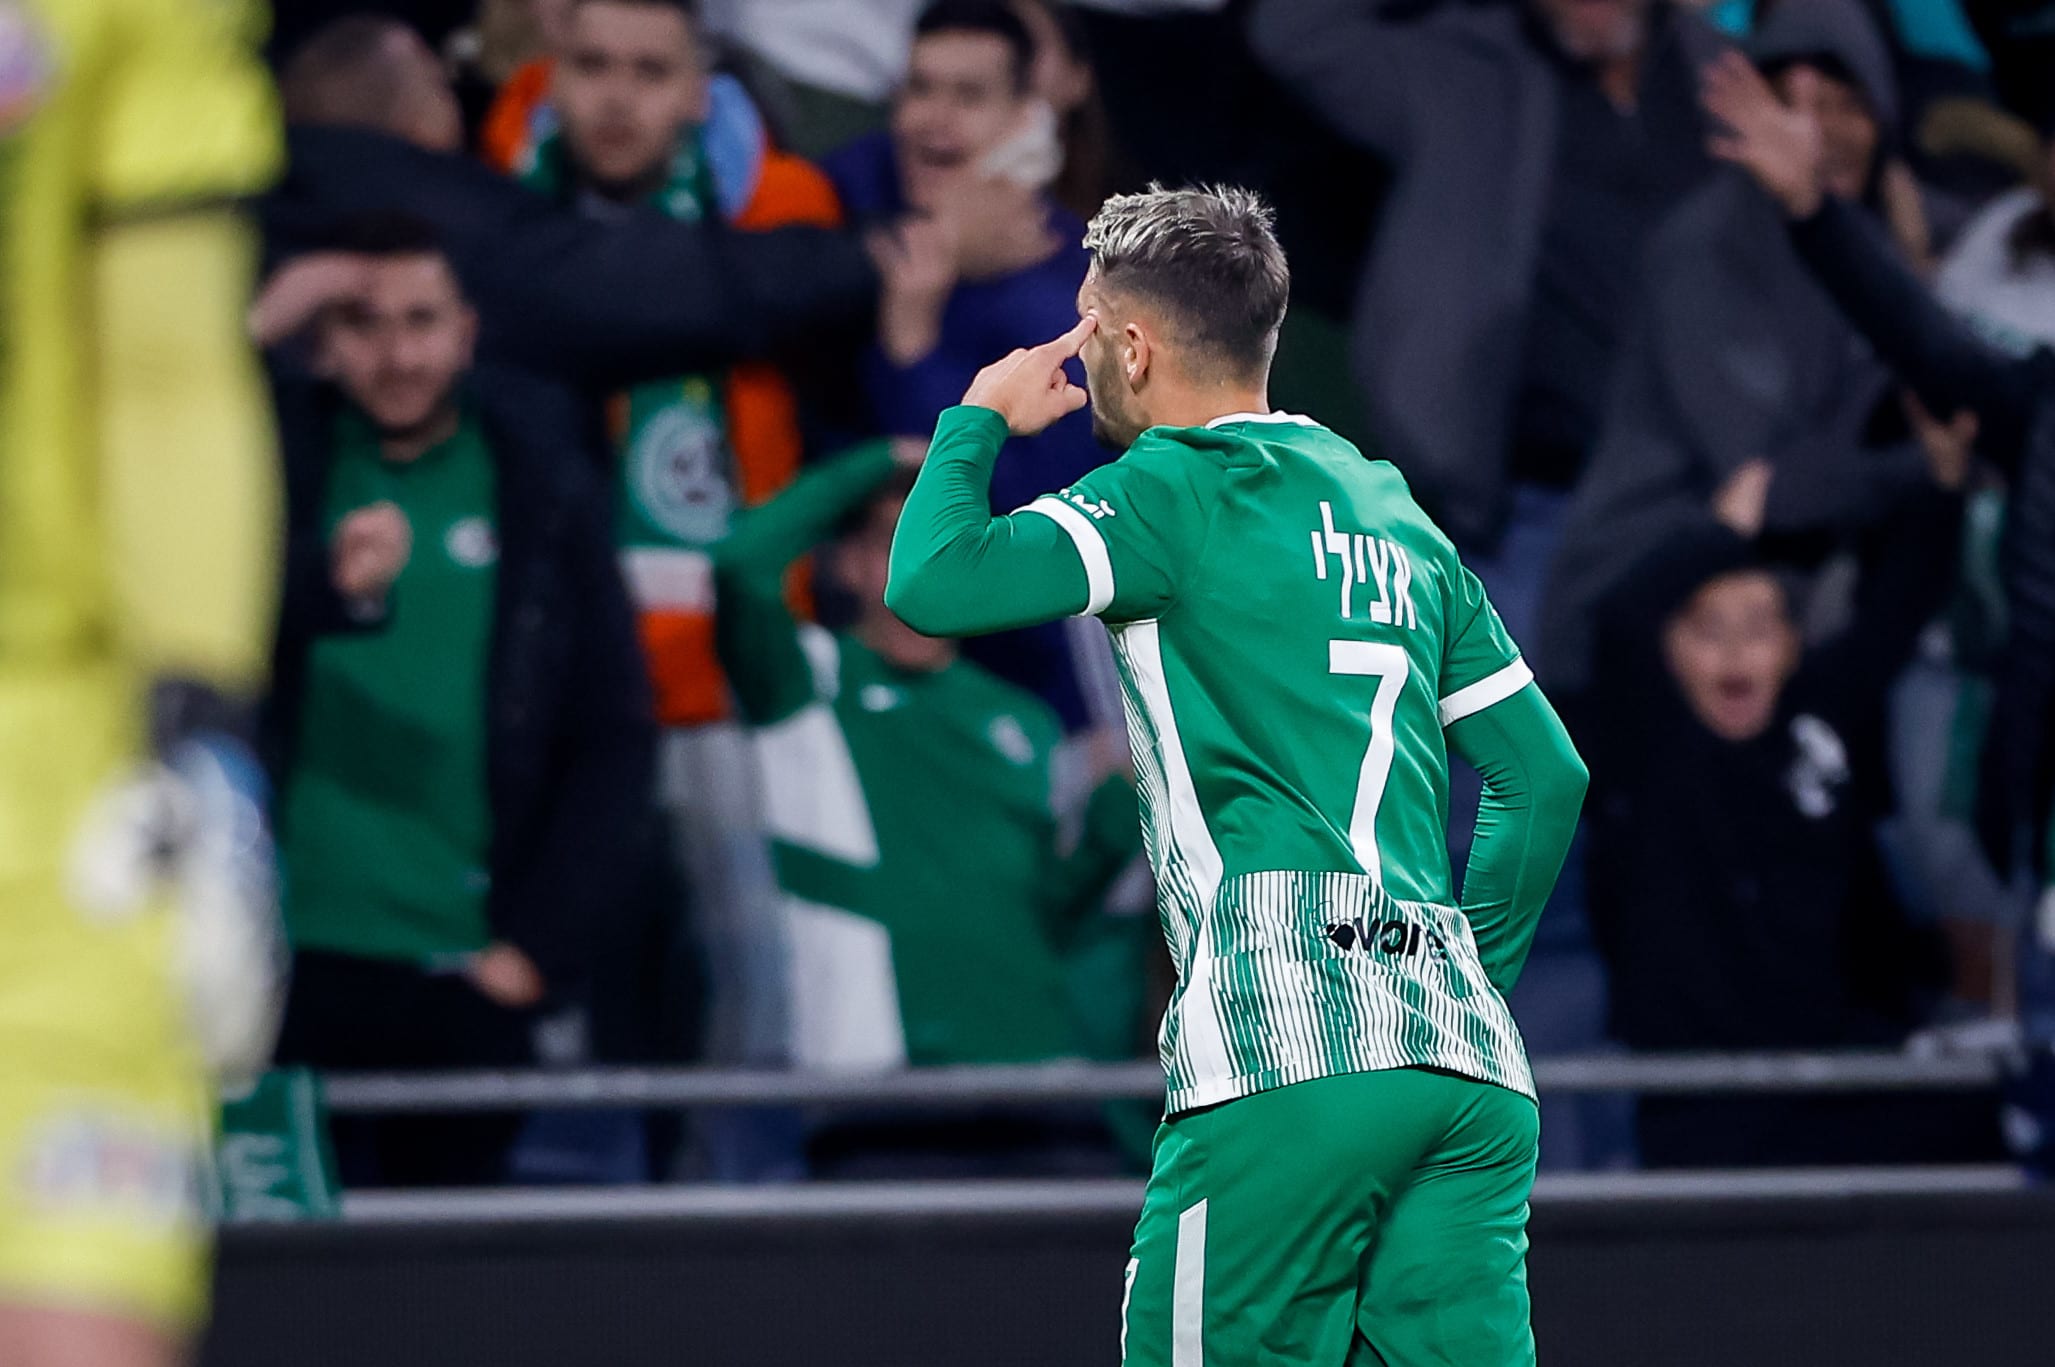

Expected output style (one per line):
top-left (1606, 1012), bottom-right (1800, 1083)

top-left (886, 185), bottom-right (1590, 1366)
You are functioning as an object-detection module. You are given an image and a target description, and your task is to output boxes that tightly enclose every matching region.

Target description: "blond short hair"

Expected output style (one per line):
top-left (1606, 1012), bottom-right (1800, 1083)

top-left (1083, 184), bottom-right (1290, 374)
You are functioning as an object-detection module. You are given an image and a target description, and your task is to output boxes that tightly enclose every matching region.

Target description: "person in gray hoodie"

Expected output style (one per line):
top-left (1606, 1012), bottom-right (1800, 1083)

top-left (1540, 0), bottom-right (1939, 698)
top-left (1249, 0), bottom-right (1727, 637)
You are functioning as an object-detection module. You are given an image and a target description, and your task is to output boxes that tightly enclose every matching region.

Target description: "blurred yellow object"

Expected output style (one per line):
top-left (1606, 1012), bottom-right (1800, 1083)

top-left (0, 0), bottom-right (281, 1331)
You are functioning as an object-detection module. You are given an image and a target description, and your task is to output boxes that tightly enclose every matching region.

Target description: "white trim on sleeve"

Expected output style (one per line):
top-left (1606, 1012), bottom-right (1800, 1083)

top-left (1437, 658), bottom-right (1534, 727)
top-left (1022, 495), bottom-right (1115, 616)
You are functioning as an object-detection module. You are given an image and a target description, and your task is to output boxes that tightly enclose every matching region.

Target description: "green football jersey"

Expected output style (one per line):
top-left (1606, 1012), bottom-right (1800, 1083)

top-left (892, 406), bottom-right (1569, 1112)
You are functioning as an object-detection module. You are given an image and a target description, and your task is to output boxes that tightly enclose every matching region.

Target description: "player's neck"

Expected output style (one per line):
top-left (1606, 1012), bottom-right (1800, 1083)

top-left (1147, 382), bottom-right (1272, 433)
top-left (378, 402), bottom-right (462, 465)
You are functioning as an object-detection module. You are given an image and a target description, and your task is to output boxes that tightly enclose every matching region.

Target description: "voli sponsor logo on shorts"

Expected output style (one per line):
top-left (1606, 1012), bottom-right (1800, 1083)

top-left (1325, 915), bottom-right (1451, 962)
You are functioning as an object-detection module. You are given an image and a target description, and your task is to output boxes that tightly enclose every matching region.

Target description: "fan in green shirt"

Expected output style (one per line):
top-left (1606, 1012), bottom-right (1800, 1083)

top-left (282, 406), bottom-right (498, 967)
top-left (711, 441), bottom-right (1146, 1071)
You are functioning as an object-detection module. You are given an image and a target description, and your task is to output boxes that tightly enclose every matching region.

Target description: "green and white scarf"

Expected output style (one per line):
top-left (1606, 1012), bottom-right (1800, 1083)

top-left (521, 130), bottom-right (737, 553)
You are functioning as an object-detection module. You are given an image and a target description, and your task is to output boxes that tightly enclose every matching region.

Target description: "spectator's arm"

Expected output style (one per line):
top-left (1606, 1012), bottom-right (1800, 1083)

top-left (1809, 482), bottom-right (1965, 714)
top-left (278, 515), bottom-right (393, 638)
top-left (1979, 439), bottom-right (2055, 875)
top-left (1758, 420), bottom-right (1931, 537)
top-left (1789, 200), bottom-right (2040, 462)
top-left (719, 441), bottom-right (903, 578)
top-left (1247, 0), bottom-right (1417, 155)
top-left (1447, 684), bottom-right (1587, 995)
top-left (1038, 774), bottom-right (1144, 944)
top-left (483, 212), bottom-right (878, 389)
top-left (712, 441), bottom-right (903, 726)
top-left (267, 365), bottom-right (401, 640)
top-left (490, 464), bottom-right (657, 991)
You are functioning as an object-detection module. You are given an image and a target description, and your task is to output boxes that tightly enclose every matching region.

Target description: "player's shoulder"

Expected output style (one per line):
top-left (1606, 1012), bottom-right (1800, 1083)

top-left (1058, 428), bottom-right (1225, 515)
top-left (1100, 425), bottom-right (1241, 481)
top-left (1098, 412), bottom-right (1333, 491)
top-left (1362, 458), bottom-right (1458, 555)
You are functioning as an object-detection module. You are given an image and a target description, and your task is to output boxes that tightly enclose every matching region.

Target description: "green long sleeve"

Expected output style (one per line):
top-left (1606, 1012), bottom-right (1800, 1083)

top-left (885, 406), bottom-right (1093, 635)
top-left (713, 441), bottom-right (899, 726)
top-left (1444, 683), bottom-right (1589, 994)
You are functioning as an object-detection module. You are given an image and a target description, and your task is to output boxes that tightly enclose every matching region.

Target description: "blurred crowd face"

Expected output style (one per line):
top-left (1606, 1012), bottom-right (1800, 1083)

top-left (385, 27), bottom-right (465, 152)
top-left (1774, 65), bottom-right (1879, 201)
top-left (530, 0), bottom-right (578, 49)
top-left (325, 254), bottom-right (479, 438)
top-left (1661, 570), bottom-right (1802, 742)
top-left (554, 0), bottom-right (708, 196)
top-left (893, 31), bottom-right (1031, 212)
top-left (1529, 0), bottom-right (1651, 63)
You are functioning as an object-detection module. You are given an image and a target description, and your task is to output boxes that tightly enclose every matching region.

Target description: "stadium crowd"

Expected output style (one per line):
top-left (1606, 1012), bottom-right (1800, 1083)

top-left (240, 0), bottom-right (2055, 1183)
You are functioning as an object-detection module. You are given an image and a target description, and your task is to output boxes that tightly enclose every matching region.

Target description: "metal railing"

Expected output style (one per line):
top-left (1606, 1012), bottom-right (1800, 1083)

top-left (320, 1047), bottom-right (2007, 1116)
top-left (329, 1165), bottom-right (2032, 1228)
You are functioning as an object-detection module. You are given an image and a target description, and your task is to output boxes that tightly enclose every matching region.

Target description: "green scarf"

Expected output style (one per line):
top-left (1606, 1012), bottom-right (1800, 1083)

top-left (521, 129), bottom-right (737, 552)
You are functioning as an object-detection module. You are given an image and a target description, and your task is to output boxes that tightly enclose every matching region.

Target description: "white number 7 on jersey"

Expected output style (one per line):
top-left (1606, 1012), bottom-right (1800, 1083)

top-left (1329, 640), bottom-right (1410, 883)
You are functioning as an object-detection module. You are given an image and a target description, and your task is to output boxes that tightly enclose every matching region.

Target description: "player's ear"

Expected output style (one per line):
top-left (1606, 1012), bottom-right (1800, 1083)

top-left (1125, 321), bottom-right (1152, 390)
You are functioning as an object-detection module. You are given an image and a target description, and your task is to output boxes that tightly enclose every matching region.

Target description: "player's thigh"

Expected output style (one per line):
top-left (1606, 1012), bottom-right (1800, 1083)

top-left (0, 856), bottom-right (212, 1337)
top-left (1352, 1081), bottom-right (1539, 1367)
top-left (0, 1301), bottom-right (187, 1367)
top-left (0, 1060), bottom-right (213, 1340)
top-left (1123, 1075), bottom-right (1432, 1367)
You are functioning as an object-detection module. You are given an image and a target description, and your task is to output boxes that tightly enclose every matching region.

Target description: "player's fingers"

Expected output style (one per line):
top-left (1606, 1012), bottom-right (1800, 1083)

top-left (1036, 314), bottom-right (1098, 360)
top-left (1059, 382), bottom-right (1089, 415)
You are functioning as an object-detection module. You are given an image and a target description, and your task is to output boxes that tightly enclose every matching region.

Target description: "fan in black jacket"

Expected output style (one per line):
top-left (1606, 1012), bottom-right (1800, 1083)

top-left (1706, 49), bottom-right (2055, 884)
top-left (261, 224), bottom-right (657, 1185)
top-left (1585, 487), bottom-right (1977, 1165)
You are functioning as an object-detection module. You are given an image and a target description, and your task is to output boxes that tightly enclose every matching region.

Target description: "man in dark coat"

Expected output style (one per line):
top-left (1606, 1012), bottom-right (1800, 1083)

top-left (1543, 0), bottom-right (1928, 695)
top-left (264, 219), bottom-right (656, 1187)
top-left (1249, 0), bottom-right (1726, 648)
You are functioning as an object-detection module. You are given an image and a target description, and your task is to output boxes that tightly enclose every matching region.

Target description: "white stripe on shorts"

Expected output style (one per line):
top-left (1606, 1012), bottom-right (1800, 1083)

top-left (1174, 1199), bottom-right (1208, 1367)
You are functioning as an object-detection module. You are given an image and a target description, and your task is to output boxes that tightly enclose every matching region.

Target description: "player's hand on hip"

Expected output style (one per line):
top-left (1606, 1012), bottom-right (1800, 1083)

top-left (962, 314), bottom-right (1097, 436)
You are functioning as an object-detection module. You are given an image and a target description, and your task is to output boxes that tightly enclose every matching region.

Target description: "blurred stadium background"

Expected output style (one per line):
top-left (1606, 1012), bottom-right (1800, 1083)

top-left (17, 0), bottom-right (2055, 1362)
